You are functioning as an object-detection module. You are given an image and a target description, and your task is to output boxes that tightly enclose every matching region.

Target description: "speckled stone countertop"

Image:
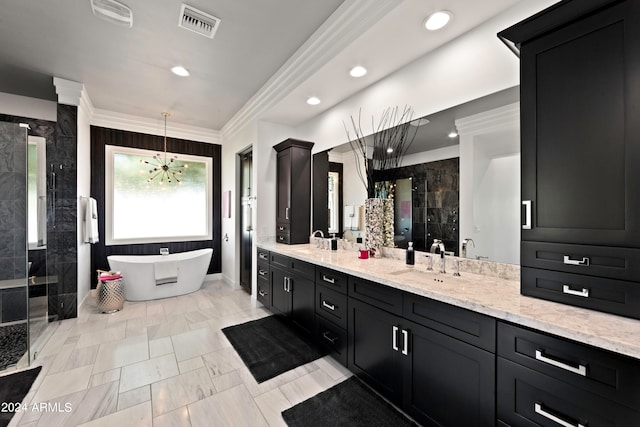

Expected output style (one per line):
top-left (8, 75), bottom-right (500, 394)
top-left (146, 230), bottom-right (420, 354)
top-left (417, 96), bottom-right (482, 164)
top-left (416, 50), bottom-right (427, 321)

top-left (260, 242), bottom-right (640, 361)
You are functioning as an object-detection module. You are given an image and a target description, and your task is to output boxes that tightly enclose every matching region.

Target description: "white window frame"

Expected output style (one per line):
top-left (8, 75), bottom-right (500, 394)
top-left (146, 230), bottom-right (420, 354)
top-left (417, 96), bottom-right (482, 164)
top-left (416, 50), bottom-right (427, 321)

top-left (105, 145), bottom-right (213, 246)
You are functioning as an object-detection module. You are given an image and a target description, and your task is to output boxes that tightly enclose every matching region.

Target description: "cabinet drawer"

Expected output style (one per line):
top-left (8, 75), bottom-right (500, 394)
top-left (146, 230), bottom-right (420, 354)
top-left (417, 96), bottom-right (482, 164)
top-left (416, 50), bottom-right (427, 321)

top-left (316, 315), bottom-right (347, 366)
top-left (257, 247), bottom-right (270, 263)
top-left (498, 322), bottom-right (640, 409)
top-left (276, 222), bottom-right (289, 234)
top-left (316, 267), bottom-right (347, 294)
top-left (348, 276), bottom-right (403, 316)
top-left (404, 294), bottom-right (495, 352)
top-left (521, 266), bottom-right (640, 320)
top-left (276, 233), bottom-right (290, 244)
top-left (521, 241), bottom-right (640, 282)
top-left (257, 276), bottom-right (271, 308)
top-left (270, 252), bottom-right (290, 270)
top-left (316, 283), bottom-right (347, 329)
top-left (498, 358), bottom-right (640, 426)
top-left (257, 261), bottom-right (270, 282)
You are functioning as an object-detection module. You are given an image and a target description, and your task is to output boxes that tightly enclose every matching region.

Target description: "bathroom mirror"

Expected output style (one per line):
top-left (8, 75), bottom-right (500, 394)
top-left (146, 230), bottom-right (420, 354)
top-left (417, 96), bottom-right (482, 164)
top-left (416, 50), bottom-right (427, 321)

top-left (314, 86), bottom-right (521, 264)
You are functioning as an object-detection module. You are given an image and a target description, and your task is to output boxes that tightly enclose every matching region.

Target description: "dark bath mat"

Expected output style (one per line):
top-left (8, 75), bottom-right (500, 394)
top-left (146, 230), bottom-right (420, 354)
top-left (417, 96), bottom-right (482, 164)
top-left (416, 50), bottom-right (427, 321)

top-left (222, 315), bottom-right (326, 383)
top-left (0, 366), bottom-right (42, 427)
top-left (0, 323), bottom-right (27, 371)
top-left (282, 376), bottom-right (418, 427)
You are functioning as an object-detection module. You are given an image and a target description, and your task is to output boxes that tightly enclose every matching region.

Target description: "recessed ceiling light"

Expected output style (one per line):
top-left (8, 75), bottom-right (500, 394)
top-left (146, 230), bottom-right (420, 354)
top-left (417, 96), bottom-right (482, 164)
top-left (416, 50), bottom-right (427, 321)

top-left (350, 66), bottom-right (367, 78)
top-left (171, 66), bottom-right (190, 77)
top-left (424, 11), bottom-right (452, 31)
top-left (448, 131), bottom-right (458, 138)
top-left (386, 147), bottom-right (394, 153)
top-left (307, 96), bottom-right (321, 105)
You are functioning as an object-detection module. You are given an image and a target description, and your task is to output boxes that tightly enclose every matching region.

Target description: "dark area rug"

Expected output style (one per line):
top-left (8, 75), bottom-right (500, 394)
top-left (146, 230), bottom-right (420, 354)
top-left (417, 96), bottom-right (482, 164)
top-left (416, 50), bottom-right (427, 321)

top-left (0, 366), bottom-right (42, 427)
top-left (222, 315), bottom-right (326, 383)
top-left (282, 376), bottom-right (418, 427)
top-left (0, 324), bottom-right (27, 371)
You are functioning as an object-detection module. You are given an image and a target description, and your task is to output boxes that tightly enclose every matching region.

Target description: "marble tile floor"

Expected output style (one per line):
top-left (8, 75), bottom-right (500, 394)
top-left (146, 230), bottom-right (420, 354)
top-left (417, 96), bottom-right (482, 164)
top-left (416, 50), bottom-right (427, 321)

top-left (4, 280), bottom-right (352, 427)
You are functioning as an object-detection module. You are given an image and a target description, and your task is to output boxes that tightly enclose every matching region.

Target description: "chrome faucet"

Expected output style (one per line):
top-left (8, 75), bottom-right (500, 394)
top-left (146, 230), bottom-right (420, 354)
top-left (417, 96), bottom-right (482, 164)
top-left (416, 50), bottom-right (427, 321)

top-left (430, 239), bottom-right (445, 254)
top-left (311, 230), bottom-right (325, 249)
top-left (461, 238), bottom-right (475, 258)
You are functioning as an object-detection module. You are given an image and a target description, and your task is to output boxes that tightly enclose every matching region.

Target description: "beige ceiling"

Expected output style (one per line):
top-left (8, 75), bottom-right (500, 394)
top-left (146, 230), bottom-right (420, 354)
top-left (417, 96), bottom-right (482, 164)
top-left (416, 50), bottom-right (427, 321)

top-left (0, 0), bottom-right (554, 133)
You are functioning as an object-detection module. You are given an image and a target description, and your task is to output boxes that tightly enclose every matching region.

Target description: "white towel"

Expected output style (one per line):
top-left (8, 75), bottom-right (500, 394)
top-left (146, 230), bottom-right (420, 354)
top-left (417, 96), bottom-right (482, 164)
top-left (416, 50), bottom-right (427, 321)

top-left (84, 197), bottom-right (99, 244)
top-left (155, 261), bottom-right (178, 285)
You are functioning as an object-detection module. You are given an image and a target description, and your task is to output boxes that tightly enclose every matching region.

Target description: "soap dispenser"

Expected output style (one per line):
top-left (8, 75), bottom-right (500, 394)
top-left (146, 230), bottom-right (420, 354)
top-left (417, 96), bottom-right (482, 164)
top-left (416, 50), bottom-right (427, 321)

top-left (406, 241), bottom-right (415, 266)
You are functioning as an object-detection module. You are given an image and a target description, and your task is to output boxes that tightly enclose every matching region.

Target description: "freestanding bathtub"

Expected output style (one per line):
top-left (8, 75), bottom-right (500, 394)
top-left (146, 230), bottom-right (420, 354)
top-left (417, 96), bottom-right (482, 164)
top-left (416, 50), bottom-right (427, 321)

top-left (107, 248), bottom-right (213, 301)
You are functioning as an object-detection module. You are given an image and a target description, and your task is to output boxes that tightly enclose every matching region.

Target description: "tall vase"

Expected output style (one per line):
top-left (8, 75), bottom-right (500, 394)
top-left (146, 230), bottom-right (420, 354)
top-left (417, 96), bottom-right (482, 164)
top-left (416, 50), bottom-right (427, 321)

top-left (382, 198), bottom-right (395, 247)
top-left (365, 198), bottom-right (384, 256)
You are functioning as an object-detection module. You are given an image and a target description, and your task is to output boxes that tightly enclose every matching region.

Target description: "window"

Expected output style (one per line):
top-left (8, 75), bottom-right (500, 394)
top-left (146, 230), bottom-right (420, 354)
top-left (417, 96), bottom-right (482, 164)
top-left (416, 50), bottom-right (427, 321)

top-left (105, 145), bottom-right (213, 245)
top-left (28, 136), bottom-right (46, 249)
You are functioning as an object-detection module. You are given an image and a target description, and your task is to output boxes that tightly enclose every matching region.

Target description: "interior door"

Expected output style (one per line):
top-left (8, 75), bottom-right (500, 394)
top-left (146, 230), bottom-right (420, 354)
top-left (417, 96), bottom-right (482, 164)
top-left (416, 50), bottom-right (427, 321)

top-left (239, 150), bottom-right (253, 293)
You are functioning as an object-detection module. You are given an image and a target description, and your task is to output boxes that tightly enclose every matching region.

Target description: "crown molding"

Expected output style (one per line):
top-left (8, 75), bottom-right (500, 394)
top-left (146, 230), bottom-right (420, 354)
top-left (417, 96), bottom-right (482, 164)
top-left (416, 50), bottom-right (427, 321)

top-left (53, 77), bottom-right (85, 106)
top-left (91, 109), bottom-right (221, 144)
top-left (221, 0), bottom-right (402, 140)
top-left (455, 102), bottom-right (520, 136)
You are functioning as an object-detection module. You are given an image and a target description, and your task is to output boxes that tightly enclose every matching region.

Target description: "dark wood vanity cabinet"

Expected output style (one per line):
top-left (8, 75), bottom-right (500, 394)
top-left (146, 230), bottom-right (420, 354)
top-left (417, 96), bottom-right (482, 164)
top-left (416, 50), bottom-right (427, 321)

top-left (347, 278), bottom-right (496, 426)
top-left (497, 322), bottom-right (640, 425)
top-left (269, 252), bottom-right (315, 335)
top-left (499, 0), bottom-right (640, 319)
top-left (274, 139), bottom-right (314, 244)
top-left (256, 248), bottom-right (271, 308)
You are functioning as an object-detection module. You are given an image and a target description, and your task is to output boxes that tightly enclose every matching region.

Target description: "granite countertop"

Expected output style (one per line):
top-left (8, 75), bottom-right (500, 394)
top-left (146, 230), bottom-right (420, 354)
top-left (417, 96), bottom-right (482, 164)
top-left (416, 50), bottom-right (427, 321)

top-left (261, 242), bottom-right (640, 361)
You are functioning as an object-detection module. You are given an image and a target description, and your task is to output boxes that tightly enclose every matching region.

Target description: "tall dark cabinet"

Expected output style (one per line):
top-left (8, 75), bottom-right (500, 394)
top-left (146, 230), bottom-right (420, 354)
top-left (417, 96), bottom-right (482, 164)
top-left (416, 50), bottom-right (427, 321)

top-left (499, 0), bottom-right (640, 318)
top-left (274, 139), bottom-right (314, 244)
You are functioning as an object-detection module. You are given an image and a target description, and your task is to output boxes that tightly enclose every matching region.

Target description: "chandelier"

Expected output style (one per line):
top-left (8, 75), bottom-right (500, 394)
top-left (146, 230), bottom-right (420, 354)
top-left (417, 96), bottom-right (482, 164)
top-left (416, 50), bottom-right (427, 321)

top-left (141, 112), bottom-right (188, 184)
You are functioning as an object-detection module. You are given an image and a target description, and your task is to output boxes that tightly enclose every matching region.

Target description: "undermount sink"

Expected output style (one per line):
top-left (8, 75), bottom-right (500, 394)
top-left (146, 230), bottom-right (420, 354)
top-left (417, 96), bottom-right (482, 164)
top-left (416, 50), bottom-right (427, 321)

top-left (388, 268), bottom-right (417, 276)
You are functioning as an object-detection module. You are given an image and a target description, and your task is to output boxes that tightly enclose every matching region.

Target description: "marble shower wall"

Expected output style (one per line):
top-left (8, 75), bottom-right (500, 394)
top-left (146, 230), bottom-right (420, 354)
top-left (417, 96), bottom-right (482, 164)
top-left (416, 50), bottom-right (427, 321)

top-left (49, 105), bottom-right (78, 319)
top-left (0, 122), bottom-right (28, 323)
top-left (374, 157), bottom-right (459, 254)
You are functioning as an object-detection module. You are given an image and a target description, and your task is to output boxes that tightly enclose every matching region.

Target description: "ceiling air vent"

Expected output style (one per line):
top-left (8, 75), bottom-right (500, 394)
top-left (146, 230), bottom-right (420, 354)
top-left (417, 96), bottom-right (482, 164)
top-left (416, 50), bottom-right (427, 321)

top-left (178, 4), bottom-right (221, 39)
top-left (90, 0), bottom-right (133, 28)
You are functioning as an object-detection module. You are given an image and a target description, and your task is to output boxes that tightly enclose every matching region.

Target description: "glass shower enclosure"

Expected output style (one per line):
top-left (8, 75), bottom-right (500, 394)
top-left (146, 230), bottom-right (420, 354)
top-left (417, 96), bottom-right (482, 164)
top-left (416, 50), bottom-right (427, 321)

top-left (0, 121), bottom-right (57, 371)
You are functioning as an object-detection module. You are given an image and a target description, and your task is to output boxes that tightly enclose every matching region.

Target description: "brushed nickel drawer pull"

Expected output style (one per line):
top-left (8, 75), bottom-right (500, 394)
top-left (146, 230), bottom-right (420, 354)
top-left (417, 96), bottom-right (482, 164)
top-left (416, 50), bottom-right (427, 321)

top-left (258, 290), bottom-right (267, 297)
top-left (322, 331), bottom-right (337, 344)
top-left (563, 256), bottom-right (589, 266)
top-left (535, 349), bottom-right (587, 376)
top-left (258, 253), bottom-right (268, 260)
top-left (258, 269), bottom-right (267, 277)
top-left (322, 301), bottom-right (336, 311)
top-left (522, 200), bottom-right (532, 230)
top-left (562, 285), bottom-right (589, 298)
top-left (402, 329), bottom-right (409, 356)
top-left (322, 275), bottom-right (335, 284)
top-left (392, 326), bottom-right (399, 351)
top-left (534, 403), bottom-right (585, 427)
top-left (285, 207), bottom-right (289, 220)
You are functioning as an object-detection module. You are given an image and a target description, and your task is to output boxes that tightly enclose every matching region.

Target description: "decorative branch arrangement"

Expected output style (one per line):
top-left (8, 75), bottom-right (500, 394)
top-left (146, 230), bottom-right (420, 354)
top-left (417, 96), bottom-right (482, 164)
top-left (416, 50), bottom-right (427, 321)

top-left (344, 106), bottom-right (418, 198)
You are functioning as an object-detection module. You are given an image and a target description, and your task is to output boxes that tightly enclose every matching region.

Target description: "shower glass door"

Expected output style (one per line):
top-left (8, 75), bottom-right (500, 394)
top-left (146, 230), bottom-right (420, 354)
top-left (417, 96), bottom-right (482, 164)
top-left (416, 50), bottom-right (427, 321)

top-left (0, 121), bottom-right (30, 370)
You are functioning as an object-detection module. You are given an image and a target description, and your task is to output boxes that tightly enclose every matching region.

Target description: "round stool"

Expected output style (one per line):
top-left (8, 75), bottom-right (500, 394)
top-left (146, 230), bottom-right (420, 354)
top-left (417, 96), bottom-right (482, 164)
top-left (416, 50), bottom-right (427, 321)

top-left (97, 278), bottom-right (125, 313)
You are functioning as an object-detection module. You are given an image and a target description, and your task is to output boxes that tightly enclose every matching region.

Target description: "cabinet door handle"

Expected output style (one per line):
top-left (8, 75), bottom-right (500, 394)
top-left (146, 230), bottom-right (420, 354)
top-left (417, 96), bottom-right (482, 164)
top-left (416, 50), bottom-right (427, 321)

top-left (401, 329), bottom-right (409, 356)
top-left (392, 326), bottom-right (399, 351)
top-left (534, 403), bottom-right (585, 427)
top-left (563, 256), bottom-right (590, 267)
top-left (535, 349), bottom-right (587, 376)
top-left (322, 331), bottom-right (337, 344)
top-left (283, 277), bottom-right (289, 292)
top-left (522, 200), bottom-right (532, 230)
top-left (258, 290), bottom-right (267, 297)
top-left (285, 207), bottom-right (289, 220)
top-left (322, 301), bottom-right (335, 311)
top-left (562, 285), bottom-right (589, 298)
top-left (322, 275), bottom-right (335, 284)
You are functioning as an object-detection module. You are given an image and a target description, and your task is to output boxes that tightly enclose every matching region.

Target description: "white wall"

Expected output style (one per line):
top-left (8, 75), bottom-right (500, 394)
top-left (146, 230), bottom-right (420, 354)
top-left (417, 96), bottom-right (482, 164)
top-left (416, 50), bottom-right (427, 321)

top-left (76, 94), bottom-right (92, 307)
top-left (294, 0), bottom-right (554, 152)
top-left (0, 93), bottom-right (56, 121)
